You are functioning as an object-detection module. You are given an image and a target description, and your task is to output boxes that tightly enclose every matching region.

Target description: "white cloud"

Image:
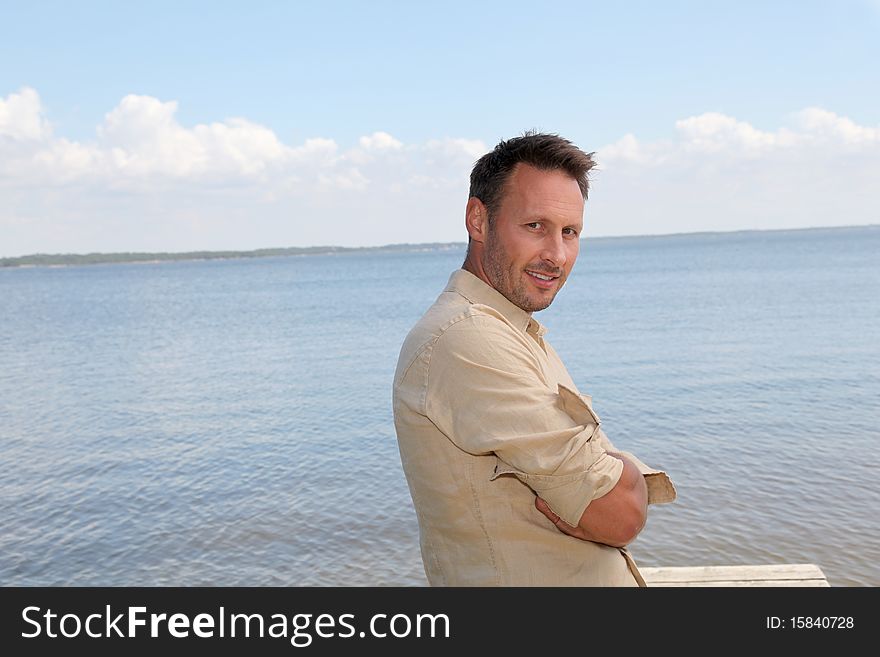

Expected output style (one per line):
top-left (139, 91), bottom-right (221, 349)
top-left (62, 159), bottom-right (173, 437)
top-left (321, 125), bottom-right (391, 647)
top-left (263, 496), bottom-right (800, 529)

top-left (599, 133), bottom-right (663, 166)
top-left (601, 108), bottom-right (879, 169)
top-left (0, 88), bottom-right (487, 254)
top-left (674, 112), bottom-right (799, 154)
top-left (591, 109), bottom-right (880, 238)
top-left (96, 94), bottom-right (290, 178)
top-left (794, 108), bottom-right (880, 144)
top-left (318, 168), bottom-right (369, 191)
top-left (290, 137), bottom-right (339, 163)
top-left (359, 131), bottom-right (403, 151)
top-left (1, 87), bottom-right (877, 256)
top-left (32, 138), bottom-right (101, 182)
top-left (0, 89), bottom-right (486, 193)
top-left (424, 137), bottom-right (486, 161)
top-left (0, 87), bottom-right (51, 141)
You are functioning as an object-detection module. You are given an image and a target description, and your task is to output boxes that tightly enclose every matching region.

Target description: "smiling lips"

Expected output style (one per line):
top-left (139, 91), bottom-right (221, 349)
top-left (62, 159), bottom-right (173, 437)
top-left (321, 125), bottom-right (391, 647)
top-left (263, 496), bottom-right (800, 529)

top-left (525, 269), bottom-right (560, 289)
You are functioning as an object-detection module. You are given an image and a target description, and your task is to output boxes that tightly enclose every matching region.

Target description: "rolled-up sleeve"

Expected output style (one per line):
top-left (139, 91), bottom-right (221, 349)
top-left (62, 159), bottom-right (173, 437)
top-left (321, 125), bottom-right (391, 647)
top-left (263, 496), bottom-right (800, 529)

top-left (424, 313), bottom-right (623, 526)
top-left (594, 428), bottom-right (677, 505)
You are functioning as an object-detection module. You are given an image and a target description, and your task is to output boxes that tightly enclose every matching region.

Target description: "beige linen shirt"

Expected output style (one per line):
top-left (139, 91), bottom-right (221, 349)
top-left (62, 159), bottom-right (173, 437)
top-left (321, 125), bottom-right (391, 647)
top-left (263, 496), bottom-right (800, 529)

top-left (393, 269), bottom-right (676, 586)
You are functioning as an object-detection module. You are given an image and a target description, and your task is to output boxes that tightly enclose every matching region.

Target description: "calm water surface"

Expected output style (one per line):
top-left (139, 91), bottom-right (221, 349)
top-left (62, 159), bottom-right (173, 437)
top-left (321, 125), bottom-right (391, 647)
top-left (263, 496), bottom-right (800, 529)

top-left (1, 226), bottom-right (878, 586)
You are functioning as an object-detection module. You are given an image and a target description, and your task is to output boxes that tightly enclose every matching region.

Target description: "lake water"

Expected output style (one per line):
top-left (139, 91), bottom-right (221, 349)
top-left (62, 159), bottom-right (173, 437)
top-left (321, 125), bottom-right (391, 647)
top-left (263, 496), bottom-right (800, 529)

top-left (1, 225), bottom-right (878, 586)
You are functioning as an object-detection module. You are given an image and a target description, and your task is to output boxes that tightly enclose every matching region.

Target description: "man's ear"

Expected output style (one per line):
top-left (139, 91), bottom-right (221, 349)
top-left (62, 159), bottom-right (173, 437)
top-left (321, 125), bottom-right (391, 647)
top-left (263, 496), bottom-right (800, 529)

top-left (465, 197), bottom-right (488, 244)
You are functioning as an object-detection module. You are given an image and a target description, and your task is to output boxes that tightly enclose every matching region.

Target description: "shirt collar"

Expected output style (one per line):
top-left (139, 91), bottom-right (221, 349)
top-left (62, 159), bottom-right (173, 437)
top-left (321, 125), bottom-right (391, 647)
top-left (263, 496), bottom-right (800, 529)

top-left (444, 269), bottom-right (548, 337)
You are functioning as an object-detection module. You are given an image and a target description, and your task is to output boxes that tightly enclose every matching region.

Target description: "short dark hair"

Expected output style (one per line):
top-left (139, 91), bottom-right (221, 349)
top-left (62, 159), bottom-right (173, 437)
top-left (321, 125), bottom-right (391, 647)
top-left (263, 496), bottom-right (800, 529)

top-left (469, 131), bottom-right (596, 219)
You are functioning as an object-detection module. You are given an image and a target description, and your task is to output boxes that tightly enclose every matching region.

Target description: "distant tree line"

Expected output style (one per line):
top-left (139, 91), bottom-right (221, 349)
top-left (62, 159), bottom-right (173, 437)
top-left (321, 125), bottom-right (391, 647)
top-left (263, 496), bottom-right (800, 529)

top-left (0, 243), bottom-right (466, 268)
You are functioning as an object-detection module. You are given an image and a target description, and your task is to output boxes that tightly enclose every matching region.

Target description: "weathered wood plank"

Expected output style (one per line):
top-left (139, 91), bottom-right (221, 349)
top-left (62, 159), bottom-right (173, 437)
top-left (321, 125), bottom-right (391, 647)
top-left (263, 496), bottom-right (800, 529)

top-left (640, 564), bottom-right (829, 587)
top-left (645, 579), bottom-right (830, 587)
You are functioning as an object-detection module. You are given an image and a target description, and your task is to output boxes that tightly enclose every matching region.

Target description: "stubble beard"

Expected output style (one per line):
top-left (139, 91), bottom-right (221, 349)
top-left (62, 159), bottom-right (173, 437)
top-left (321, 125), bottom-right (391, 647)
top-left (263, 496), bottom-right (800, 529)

top-left (483, 229), bottom-right (560, 313)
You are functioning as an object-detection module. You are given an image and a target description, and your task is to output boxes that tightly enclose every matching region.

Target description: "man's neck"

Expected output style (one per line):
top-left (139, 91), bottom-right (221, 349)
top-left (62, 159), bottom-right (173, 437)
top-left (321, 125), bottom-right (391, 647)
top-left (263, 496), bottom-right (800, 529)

top-left (461, 254), bottom-right (492, 291)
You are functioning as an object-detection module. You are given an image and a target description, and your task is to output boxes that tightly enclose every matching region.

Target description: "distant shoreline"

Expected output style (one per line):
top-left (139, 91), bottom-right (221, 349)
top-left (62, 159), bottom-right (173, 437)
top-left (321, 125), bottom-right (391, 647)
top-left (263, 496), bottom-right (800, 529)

top-left (0, 242), bottom-right (466, 269)
top-left (2, 223), bottom-right (876, 269)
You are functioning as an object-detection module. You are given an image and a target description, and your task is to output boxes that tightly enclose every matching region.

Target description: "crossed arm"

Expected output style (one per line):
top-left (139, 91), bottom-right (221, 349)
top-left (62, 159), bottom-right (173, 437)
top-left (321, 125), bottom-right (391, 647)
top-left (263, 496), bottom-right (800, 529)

top-left (425, 315), bottom-right (656, 548)
top-left (535, 451), bottom-right (648, 548)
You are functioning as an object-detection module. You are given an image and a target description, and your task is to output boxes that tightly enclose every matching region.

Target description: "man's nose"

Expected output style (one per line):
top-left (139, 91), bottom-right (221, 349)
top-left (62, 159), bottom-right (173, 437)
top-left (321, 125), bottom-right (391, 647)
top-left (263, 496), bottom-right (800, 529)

top-left (540, 234), bottom-right (567, 268)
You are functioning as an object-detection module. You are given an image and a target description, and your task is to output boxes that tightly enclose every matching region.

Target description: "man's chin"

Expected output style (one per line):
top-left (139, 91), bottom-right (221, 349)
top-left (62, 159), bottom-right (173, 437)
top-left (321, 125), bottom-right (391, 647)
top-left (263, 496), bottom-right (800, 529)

top-left (521, 294), bottom-right (555, 313)
top-left (500, 282), bottom-right (557, 313)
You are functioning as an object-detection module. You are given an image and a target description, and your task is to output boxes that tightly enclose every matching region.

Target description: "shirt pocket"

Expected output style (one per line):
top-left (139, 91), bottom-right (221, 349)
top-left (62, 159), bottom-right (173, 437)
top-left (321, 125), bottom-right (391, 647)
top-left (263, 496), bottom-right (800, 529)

top-left (557, 383), bottom-right (602, 428)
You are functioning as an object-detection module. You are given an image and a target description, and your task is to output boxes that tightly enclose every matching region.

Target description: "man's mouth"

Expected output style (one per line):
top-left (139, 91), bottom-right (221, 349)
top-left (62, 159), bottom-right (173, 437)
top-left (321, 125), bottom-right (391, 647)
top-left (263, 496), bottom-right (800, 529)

top-left (525, 269), bottom-right (560, 289)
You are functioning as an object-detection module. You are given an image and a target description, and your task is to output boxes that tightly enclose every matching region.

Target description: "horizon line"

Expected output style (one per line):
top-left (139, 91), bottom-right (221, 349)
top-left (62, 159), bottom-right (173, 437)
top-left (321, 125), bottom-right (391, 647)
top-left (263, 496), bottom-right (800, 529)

top-left (2, 222), bottom-right (878, 266)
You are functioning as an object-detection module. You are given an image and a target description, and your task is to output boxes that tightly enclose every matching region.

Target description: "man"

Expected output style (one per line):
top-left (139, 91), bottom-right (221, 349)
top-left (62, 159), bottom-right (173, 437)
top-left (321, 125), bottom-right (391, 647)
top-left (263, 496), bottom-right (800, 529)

top-left (393, 132), bottom-right (675, 586)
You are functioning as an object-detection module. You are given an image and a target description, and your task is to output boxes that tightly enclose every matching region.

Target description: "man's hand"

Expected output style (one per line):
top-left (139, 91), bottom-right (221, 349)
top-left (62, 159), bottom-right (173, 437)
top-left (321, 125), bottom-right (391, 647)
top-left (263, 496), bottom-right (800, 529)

top-left (534, 451), bottom-right (648, 547)
top-left (535, 496), bottom-right (603, 542)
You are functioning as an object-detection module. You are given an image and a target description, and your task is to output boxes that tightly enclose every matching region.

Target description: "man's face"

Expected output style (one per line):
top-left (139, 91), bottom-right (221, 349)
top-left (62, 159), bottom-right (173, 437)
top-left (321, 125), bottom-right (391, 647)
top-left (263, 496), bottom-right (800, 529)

top-left (481, 164), bottom-right (584, 313)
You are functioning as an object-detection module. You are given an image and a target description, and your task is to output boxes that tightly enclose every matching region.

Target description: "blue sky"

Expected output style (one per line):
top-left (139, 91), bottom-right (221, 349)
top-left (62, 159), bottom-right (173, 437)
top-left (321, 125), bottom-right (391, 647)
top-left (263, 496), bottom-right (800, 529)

top-left (1, 1), bottom-right (878, 256)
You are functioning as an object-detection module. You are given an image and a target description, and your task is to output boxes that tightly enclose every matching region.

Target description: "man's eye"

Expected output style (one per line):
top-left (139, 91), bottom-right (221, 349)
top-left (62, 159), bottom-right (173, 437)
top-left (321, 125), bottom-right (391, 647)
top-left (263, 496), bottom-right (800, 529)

top-left (563, 228), bottom-right (579, 236)
top-left (526, 222), bottom-right (541, 229)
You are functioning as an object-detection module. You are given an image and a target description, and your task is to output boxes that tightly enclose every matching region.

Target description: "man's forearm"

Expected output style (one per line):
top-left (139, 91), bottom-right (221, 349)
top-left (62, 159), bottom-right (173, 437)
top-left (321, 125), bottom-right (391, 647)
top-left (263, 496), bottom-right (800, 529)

top-left (605, 451), bottom-right (648, 539)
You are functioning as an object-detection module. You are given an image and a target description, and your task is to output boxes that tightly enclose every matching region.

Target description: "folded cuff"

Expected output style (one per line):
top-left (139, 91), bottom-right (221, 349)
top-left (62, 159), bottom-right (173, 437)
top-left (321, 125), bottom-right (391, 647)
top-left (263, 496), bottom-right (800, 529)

top-left (491, 452), bottom-right (624, 526)
top-left (614, 449), bottom-right (677, 505)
